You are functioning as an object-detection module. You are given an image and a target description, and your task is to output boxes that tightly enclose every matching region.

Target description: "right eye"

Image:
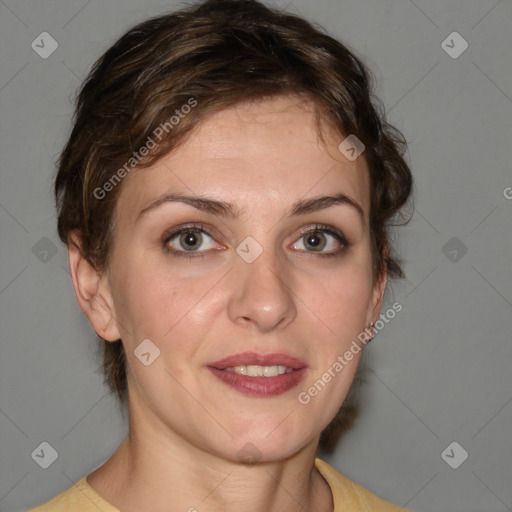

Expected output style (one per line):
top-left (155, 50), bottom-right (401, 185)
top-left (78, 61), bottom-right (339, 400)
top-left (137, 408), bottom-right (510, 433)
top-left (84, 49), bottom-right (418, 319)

top-left (162, 224), bottom-right (223, 259)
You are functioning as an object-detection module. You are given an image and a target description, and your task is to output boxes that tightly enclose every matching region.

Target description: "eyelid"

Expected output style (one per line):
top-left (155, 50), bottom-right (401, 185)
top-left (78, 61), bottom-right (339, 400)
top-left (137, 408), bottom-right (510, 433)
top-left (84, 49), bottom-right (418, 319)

top-left (295, 223), bottom-right (349, 244)
top-left (161, 223), bottom-right (225, 260)
top-left (162, 223), bottom-right (220, 243)
top-left (162, 222), bottom-right (349, 258)
top-left (290, 223), bottom-right (349, 255)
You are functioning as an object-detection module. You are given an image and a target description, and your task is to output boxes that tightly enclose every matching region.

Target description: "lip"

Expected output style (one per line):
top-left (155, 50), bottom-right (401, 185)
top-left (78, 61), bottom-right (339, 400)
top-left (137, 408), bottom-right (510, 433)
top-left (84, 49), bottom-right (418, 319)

top-left (208, 351), bottom-right (307, 370)
top-left (207, 351), bottom-right (308, 397)
top-left (208, 367), bottom-right (307, 397)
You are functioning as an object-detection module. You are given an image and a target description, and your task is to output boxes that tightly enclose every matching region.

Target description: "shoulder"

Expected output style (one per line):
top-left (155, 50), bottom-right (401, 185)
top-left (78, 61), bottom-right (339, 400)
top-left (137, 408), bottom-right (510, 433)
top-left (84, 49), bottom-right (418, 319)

top-left (26, 476), bottom-right (120, 512)
top-left (314, 457), bottom-right (412, 512)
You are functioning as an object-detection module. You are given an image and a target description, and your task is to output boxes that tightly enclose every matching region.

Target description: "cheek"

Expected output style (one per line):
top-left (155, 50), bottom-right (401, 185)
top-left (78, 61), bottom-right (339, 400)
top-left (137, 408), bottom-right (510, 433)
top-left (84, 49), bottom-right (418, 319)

top-left (306, 253), bottom-right (373, 336)
top-left (115, 272), bottom-right (213, 397)
top-left (113, 261), bottom-right (223, 351)
top-left (296, 256), bottom-right (372, 421)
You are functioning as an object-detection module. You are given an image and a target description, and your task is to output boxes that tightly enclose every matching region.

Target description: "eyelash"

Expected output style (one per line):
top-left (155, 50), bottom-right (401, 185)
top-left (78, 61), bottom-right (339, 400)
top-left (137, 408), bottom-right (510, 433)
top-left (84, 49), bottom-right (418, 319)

top-left (162, 223), bottom-right (350, 260)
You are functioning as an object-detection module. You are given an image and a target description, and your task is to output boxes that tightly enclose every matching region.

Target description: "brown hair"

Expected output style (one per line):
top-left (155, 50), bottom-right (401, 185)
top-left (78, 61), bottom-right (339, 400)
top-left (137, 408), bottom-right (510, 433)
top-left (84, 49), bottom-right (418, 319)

top-left (55, 0), bottom-right (412, 447)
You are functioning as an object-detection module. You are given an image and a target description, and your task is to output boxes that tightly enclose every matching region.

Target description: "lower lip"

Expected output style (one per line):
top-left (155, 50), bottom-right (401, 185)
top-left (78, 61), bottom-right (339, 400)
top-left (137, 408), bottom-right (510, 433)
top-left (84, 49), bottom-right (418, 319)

top-left (207, 367), bottom-right (307, 397)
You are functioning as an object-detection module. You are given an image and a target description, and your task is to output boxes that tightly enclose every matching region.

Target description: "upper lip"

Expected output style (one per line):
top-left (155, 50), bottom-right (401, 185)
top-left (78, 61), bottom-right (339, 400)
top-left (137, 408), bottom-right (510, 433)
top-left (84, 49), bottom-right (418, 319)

top-left (208, 351), bottom-right (307, 370)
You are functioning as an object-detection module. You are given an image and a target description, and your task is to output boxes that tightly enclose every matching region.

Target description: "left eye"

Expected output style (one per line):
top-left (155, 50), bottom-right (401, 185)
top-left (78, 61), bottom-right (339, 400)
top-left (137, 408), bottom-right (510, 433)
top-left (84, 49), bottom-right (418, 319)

top-left (292, 228), bottom-right (344, 253)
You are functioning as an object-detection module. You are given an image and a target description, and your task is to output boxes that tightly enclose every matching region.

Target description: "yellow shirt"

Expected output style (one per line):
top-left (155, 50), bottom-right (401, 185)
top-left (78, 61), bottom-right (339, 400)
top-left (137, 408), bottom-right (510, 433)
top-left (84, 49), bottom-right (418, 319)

top-left (27, 457), bottom-right (411, 511)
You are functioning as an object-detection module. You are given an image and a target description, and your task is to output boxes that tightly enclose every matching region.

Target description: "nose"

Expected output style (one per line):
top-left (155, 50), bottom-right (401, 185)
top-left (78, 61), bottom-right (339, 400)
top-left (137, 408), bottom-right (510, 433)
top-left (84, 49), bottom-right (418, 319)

top-left (226, 245), bottom-right (297, 333)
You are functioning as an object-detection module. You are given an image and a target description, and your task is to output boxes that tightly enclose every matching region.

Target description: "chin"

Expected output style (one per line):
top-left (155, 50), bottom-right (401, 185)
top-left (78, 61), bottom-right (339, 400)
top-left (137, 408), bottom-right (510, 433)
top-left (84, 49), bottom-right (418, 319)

top-left (220, 421), bottom-right (318, 465)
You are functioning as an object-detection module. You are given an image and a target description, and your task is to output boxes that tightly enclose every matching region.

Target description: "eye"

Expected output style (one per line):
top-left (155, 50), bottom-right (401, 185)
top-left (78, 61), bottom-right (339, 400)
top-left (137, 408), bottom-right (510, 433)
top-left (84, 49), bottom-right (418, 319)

top-left (291, 224), bottom-right (349, 257)
top-left (163, 224), bottom-right (221, 258)
top-left (162, 223), bottom-right (349, 260)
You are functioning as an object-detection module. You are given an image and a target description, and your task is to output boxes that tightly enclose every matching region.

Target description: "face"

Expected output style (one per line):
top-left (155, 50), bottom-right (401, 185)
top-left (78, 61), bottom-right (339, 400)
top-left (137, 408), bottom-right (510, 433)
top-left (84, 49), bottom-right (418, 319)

top-left (83, 95), bottom-right (385, 463)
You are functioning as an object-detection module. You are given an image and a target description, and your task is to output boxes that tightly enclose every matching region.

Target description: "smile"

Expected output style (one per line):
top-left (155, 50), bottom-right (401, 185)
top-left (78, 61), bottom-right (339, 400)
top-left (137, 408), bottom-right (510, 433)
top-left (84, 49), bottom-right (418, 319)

top-left (207, 352), bottom-right (308, 397)
top-left (224, 365), bottom-right (294, 376)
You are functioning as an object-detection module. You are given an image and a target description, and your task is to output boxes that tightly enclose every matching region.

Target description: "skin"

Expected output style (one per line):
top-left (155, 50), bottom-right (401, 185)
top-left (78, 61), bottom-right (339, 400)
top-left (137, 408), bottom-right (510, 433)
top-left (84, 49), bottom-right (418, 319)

top-left (68, 95), bottom-right (387, 512)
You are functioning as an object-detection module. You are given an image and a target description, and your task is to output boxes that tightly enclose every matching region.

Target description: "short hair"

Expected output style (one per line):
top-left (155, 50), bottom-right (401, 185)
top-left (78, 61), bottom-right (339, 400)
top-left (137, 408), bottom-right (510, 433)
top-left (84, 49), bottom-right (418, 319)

top-left (54, 0), bottom-right (412, 448)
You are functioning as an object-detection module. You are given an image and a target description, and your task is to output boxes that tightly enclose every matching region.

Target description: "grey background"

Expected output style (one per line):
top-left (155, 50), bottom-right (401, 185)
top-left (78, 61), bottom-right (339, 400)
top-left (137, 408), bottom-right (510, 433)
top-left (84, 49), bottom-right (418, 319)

top-left (0, 0), bottom-right (511, 511)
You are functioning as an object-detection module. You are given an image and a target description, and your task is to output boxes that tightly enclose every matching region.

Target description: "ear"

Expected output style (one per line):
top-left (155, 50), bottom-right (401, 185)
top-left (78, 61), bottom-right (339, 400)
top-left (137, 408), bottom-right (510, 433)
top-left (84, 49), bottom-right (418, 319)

top-left (67, 231), bottom-right (121, 342)
top-left (367, 268), bottom-right (388, 326)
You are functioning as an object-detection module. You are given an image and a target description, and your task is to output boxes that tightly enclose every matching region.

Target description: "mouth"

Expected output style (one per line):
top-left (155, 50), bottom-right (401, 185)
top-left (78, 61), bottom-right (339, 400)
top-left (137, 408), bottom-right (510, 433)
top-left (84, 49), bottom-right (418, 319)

top-left (207, 352), bottom-right (307, 397)
top-left (224, 365), bottom-right (295, 376)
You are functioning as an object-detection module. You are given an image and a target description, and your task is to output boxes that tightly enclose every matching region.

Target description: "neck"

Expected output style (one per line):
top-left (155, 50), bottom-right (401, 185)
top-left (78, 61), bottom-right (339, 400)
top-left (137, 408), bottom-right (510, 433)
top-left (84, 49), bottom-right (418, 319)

top-left (87, 407), bottom-right (333, 512)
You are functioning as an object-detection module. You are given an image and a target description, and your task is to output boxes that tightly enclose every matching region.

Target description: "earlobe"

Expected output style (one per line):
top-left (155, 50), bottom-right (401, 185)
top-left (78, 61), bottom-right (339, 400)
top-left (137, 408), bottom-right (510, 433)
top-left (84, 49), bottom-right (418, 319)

top-left (67, 231), bottom-right (121, 342)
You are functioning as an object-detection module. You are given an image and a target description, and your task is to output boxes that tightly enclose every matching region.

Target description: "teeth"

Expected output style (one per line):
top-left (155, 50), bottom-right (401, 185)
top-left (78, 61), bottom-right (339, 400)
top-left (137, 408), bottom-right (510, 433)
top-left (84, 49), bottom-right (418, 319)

top-left (224, 365), bottom-right (293, 377)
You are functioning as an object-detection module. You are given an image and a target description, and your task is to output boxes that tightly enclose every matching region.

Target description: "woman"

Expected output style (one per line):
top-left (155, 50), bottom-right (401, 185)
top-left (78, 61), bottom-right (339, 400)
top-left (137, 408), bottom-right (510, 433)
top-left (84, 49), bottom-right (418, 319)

top-left (29, 0), bottom-right (413, 510)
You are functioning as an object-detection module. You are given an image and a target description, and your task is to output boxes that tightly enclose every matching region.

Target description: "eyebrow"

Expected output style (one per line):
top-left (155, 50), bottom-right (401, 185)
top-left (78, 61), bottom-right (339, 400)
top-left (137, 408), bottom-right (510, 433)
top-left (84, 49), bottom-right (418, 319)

top-left (135, 192), bottom-right (365, 224)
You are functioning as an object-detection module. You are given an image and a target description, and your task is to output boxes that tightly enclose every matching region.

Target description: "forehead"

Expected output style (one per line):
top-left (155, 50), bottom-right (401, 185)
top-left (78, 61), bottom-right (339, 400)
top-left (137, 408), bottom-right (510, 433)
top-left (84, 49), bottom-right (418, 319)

top-left (116, 96), bottom-right (370, 223)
